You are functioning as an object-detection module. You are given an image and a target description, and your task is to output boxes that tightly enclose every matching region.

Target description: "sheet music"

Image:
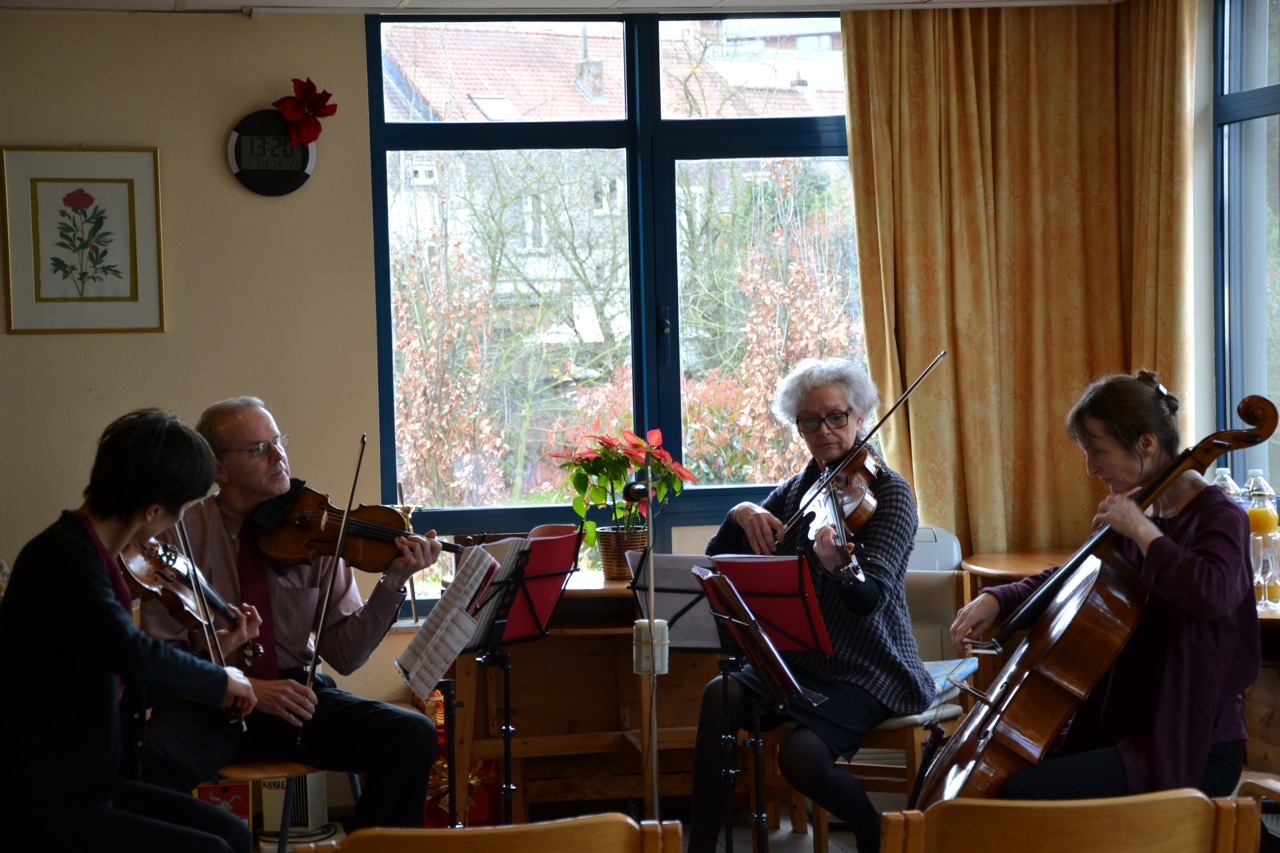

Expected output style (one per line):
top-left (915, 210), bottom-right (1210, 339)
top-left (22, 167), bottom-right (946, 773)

top-left (395, 545), bottom-right (495, 700)
top-left (463, 535), bottom-right (531, 652)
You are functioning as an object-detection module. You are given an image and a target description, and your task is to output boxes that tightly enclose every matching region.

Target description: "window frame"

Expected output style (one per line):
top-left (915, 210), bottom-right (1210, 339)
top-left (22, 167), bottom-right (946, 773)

top-left (1213, 0), bottom-right (1280, 474)
top-left (365, 13), bottom-right (853, 557)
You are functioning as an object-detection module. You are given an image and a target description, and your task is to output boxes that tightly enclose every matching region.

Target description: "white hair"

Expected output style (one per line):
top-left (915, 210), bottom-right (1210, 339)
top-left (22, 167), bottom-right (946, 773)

top-left (771, 358), bottom-right (878, 439)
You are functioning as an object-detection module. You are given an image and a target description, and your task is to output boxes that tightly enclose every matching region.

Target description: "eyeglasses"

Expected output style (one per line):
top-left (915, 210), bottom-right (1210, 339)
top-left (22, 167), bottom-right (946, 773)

top-left (796, 410), bottom-right (852, 434)
top-left (217, 434), bottom-right (289, 458)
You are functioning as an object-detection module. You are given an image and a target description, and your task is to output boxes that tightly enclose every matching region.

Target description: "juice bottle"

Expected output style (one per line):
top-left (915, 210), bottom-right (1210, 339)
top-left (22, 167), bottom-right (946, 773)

top-left (1245, 470), bottom-right (1280, 608)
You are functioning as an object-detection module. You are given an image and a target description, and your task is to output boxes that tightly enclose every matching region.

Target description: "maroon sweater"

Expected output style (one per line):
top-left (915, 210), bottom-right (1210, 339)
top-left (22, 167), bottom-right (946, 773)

top-left (986, 485), bottom-right (1260, 792)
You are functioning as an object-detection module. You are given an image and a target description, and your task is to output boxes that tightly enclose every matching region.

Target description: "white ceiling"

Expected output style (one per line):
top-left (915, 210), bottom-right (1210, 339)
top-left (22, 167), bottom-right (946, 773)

top-left (0, 0), bottom-right (1125, 16)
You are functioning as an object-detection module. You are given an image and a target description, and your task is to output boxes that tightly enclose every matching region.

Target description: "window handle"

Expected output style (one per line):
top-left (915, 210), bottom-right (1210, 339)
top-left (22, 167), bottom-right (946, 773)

top-left (659, 305), bottom-right (671, 366)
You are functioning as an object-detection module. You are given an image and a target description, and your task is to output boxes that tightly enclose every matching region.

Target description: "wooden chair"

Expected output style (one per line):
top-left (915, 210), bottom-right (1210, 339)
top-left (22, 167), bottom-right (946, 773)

top-left (215, 760), bottom-right (362, 853)
top-left (291, 812), bottom-right (682, 853)
top-left (880, 788), bottom-right (1260, 853)
top-left (1236, 771), bottom-right (1280, 849)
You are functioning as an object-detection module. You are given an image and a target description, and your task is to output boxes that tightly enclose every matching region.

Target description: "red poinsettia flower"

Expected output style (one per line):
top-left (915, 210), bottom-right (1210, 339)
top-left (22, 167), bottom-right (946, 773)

top-left (272, 77), bottom-right (338, 146)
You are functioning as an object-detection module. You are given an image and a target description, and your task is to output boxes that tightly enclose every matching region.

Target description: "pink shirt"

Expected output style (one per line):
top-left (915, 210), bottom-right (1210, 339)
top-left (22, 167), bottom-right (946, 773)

top-left (142, 494), bottom-right (406, 675)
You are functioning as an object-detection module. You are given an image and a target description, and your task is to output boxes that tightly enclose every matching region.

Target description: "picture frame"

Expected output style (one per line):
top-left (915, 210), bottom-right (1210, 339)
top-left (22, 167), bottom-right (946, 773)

top-left (2, 146), bottom-right (163, 333)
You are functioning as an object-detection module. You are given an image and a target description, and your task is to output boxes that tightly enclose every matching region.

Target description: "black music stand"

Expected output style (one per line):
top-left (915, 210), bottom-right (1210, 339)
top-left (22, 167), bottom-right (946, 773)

top-left (464, 530), bottom-right (581, 824)
top-left (625, 550), bottom-right (726, 653)
top-left (693, 565), bottom-right (828, 853)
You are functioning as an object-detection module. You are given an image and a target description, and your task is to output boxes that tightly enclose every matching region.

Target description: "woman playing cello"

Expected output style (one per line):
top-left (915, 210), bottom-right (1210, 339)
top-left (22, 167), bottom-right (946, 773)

top-left (950, 371), bottom-right (1260, 799)
top-left (689, 357), bottom-right (932, 853)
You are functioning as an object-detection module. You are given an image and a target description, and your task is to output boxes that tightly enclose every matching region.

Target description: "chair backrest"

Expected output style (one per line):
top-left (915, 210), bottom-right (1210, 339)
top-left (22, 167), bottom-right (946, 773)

top-left (903, 570), bottom-right (965, 662)
top-left (332, 813), bottom-right (682, 853)
top-left (902, 525), bottom-right (964, 661)
top-left (907, 525), bottom-right (962, 573)
top-left (881, 789), bottom-right (1260, 853)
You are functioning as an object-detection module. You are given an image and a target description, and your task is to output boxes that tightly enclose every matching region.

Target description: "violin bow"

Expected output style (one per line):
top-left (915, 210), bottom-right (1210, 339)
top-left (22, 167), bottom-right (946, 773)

top-left (298, 433), bottom-right (368, 745)
top-left (177, 520), bottom-right (248, 733)
top-left (780, 349), bottom-right (947, 536)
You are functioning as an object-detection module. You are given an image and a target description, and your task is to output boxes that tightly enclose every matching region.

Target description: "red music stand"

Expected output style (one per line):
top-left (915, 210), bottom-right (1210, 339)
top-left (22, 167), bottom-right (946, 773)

top-left (692, 565), bottom-right (827, 853)
top-left (464, 528), bottom-right (581, 824)
top-left (710, 554), bottom-right (833, 655)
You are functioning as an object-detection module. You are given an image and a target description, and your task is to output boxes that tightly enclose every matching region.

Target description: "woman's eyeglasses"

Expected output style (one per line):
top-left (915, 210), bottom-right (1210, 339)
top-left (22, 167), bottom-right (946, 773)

top-left (795, 410), bottom-right (851, 434)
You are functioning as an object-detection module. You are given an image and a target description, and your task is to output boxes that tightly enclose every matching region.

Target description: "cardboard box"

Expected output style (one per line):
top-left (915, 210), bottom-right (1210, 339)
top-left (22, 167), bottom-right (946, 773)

top-left (195, 780), bottom-right (253, 831)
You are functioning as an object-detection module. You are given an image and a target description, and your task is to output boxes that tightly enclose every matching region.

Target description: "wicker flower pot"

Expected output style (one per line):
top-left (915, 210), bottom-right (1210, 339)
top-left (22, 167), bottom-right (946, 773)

top-left (596, 526), bottom-right (648, 581)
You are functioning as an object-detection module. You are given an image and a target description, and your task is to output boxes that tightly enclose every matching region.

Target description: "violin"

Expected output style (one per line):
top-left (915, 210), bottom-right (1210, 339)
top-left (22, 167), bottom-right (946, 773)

top-left (773, 448), bottom-right (881, 572)
top-left (121, 538), bottom-right (243, 632)
top-left (251, 481), bottom-right (463, 573)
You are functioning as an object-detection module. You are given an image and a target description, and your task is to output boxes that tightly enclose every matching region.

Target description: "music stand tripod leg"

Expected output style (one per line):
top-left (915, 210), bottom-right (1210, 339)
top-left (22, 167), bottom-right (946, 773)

top-left (495, 652), bottom-right (516, 825)
top-left (718, 657), bottom-right (744, 853)
top-left (437, 677), bottom-right (462, 827)
top-left (747, 698), bottom-right (769, 853)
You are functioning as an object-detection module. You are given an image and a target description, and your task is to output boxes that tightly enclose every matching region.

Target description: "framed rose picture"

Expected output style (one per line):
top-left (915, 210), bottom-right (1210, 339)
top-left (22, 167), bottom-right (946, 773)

top-left (2, 147), bottom-right (164, 333)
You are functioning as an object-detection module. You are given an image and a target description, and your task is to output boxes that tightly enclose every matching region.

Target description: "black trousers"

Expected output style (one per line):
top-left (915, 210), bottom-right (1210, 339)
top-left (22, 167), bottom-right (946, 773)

top-left (1, 779), bottom-right (252, 853)
top-left (143, 674), bottom-right (437, 830)
top-left (1000, 741), bottom-right (1246, 800)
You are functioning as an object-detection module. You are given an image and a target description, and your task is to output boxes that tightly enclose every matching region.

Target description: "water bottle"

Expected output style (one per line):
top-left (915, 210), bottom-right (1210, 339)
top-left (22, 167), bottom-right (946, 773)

top-left (1211, 467), bottom-right (1242, 500)
top-left (1244, 470), bottom-right (1280, 610)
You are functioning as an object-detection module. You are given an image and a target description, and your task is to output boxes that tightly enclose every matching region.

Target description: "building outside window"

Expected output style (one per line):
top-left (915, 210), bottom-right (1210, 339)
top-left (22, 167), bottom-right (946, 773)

top-left (367, 16), bottom-right (865, 591)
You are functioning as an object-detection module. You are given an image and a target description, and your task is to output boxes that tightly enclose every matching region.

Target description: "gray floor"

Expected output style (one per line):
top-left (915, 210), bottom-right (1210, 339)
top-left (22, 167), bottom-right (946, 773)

top-left (717, 816), bottom-right (860, 853)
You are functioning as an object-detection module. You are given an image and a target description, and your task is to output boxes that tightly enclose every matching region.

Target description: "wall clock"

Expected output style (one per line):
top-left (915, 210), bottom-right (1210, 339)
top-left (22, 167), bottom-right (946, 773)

top-left (226, 109), bottom-right (315, 196)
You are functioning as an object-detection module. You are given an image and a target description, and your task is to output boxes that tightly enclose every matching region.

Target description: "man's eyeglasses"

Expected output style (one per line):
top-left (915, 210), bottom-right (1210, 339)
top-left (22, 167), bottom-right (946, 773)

top-left (796, 410), bottom-right (852, 434)
top-left (217, 434), bottom-right (290, 458)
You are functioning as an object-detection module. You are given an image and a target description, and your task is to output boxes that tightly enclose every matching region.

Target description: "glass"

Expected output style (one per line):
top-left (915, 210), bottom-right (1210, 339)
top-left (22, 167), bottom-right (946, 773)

top-left (385, 147), bottom-right (631, 511)
top-left (659, 18), bottom-right (847, 119)
top-left (380, 21), bottom-right (626, 123)
top-left (217, 434), bottom-right (289, 458)
top-left (1253, 532), bottom-right (1280, 610)
top-left (796, 409), bottom-right (852, 434)
top-left (1223, 0), bottom-right (1279, 93)
top-left (676, 156), bottom-right (866, 486)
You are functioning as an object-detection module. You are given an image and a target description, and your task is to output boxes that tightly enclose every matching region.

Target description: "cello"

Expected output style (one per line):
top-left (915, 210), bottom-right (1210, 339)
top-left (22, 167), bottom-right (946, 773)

top-left (913, 394), bottom-right (1277, 810)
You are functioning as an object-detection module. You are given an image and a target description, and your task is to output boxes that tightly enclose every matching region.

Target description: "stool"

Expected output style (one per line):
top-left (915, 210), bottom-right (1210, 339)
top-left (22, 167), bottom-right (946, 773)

top-left (216, 761), bottom-right (362, 853)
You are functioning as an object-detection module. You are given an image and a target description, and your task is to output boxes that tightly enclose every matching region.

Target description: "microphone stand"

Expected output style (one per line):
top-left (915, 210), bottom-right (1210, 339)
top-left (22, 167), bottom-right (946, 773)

top-left (624, 459), bottom-right (664, 820)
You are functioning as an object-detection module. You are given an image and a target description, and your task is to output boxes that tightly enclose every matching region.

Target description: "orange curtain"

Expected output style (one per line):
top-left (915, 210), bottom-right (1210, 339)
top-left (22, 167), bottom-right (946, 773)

top-left (842, 1), bottom-right (1197, 556)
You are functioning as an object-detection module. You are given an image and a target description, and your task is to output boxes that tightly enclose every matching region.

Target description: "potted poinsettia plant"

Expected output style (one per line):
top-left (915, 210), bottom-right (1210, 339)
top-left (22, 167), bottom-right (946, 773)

top-left (550, 428), bottom-right (698, 550)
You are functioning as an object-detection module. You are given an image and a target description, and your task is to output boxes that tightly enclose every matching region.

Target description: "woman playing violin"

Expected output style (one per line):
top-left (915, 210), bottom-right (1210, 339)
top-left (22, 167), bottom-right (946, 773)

top-left (0, 409), bottom-right (256, 853)
top-left (691, 358), bottom-right (933, 853)
top-left (950, 372), bottom-right (1260, 799)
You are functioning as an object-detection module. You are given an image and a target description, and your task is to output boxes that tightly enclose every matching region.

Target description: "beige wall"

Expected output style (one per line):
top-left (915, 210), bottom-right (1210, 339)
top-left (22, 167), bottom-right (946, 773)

top-left (0, 12), bottom-right (378, 561)
top-left (0, 10), bottom-right (406, 701)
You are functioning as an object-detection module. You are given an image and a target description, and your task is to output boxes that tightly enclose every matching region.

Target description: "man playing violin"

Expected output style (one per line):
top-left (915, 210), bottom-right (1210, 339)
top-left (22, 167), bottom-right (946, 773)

top-left (0, 409), bottom-right (257, 853)
top-left (690, 358), bottom-right (932, 853)
top-left (140, 396), bottom-right (441, 830)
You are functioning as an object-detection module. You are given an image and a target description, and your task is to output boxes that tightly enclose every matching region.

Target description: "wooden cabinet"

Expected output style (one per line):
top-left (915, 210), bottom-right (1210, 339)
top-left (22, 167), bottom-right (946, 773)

top-left (449, 573), bottom-right (721, 822)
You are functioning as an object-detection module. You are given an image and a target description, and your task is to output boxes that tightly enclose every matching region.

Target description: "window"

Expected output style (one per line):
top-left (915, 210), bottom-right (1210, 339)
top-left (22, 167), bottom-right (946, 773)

top-left (1216, 0), bottom-right (1280, 476)
top-left (368, 15), bottom-right (863, 590)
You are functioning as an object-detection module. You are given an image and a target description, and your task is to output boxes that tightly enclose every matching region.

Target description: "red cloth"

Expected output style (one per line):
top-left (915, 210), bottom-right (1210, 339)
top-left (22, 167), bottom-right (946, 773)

top-left (69, 510), bottom-right (131, 699)
top-left (237, 534), bottom-right (280, 678)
